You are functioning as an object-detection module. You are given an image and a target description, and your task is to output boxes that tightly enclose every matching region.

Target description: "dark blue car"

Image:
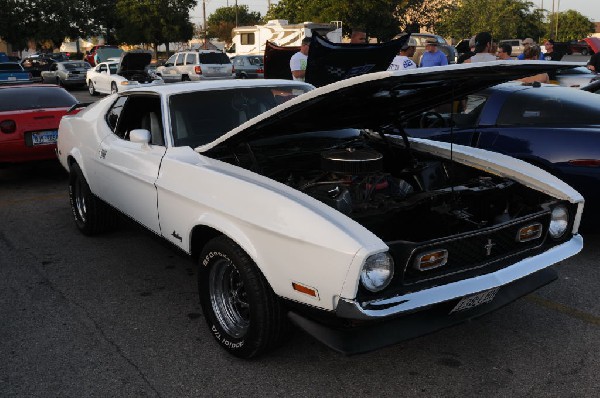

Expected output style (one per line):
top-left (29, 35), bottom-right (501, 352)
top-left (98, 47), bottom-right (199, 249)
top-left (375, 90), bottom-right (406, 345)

top-left (406, 82), bottom-right (600, 229)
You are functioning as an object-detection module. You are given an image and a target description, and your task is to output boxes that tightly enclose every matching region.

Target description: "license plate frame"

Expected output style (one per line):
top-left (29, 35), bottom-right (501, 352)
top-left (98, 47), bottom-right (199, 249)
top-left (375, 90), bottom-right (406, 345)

top-left (450, 287), bottom-right (500, 314)
top-left (31, 130), bottom-right (58, 146)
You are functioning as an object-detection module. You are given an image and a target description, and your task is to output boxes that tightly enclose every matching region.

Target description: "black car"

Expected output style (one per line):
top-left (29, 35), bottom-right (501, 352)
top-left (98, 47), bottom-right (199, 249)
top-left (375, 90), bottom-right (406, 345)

top-left (20, 56), bottom-right (56, 82)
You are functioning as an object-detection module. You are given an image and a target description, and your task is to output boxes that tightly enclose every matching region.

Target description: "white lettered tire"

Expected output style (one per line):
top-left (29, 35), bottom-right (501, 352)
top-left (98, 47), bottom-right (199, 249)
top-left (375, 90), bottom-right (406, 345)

top-left (198, 236), bottom-right (289, 359)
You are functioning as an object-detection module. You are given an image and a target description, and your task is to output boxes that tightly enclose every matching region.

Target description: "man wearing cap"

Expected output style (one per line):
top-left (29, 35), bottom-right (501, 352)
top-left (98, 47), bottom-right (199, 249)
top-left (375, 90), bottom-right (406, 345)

top-left (465, 32), bottom-right (496, 63)
top-left (290, 37), bottom-right (311, 81)
top-left (388, 37), bottom-right (417, 71)
top-left (419, 38), bottom-right (448, 67)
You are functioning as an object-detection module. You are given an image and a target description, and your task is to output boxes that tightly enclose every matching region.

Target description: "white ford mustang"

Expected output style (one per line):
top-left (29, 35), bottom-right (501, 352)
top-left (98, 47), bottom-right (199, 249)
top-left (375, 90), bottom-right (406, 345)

top-left (86, 50), bottom-right (163, 96)
top-left (57, 62), bottom-right (584, 358)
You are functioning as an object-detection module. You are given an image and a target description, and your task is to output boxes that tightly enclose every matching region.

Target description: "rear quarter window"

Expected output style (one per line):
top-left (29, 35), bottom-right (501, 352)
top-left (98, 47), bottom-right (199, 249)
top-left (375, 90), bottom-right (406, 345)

top-left (497, 88), bottom-right (600, 126)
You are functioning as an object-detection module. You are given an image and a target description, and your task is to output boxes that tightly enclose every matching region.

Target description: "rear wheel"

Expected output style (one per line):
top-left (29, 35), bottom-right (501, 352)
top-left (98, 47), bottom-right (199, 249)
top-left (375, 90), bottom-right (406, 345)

top-left (69, 163), bottom-right (117, 235)
top-left (181, 74), bottom-right (190, 81)
top-left (88, 81), bottom-right (97, 96)
top-left (198, 236), bottom-right (289, 359)
top-left (56, 77), bottom-right (63, 87)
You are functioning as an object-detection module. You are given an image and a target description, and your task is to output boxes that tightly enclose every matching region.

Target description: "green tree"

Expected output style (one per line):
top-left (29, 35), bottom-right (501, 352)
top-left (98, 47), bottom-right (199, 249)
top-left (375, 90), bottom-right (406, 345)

top-left (547, 9), bottom-right (594, 41)
top-left (436, 0), bottom-right (545, 41)
top-left (206, 5), bottom-right (262, 44)
top-left (0, 0), bottom-right (88, 52)
top-left (116, 0), bottom-right (195, 56)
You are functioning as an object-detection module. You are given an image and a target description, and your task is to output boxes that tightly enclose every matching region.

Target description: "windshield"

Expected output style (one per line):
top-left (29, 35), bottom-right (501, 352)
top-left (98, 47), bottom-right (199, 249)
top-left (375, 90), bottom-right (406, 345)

top-left (0, 87), bottom-right (77, 111)
top-left (169, 85), bottom-right (311, 147)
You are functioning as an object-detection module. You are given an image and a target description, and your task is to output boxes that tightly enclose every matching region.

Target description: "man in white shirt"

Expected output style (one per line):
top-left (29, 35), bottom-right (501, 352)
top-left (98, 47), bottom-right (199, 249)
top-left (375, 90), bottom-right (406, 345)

top-left (388, 37), bottom-right (417, 71)
top-left (465, 32), bottom-right (497, 63)
top-left (290, 37), bottom-right (311, 81)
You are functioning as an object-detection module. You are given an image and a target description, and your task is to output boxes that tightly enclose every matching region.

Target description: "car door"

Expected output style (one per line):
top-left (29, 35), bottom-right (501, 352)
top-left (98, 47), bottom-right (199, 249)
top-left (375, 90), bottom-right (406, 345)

top-left (174, 53), bottom-right (186, 79)
top-left (42, 62), bottom-right (57, 83)
top-left (92, 63), bottom-right (109, 93)
top-left (92, 94), bottom-right (167, 233)
top-left (160, 54), bottom-right (177, 82)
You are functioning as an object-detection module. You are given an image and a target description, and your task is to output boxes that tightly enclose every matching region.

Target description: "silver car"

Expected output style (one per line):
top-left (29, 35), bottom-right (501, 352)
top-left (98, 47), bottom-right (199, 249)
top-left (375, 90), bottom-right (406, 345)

top-left (157, 50), bottom-right (235, 82)
top-left (41, 61), bottom-right (91, 87)
top-left (231, 55), bottom-right (264, 79)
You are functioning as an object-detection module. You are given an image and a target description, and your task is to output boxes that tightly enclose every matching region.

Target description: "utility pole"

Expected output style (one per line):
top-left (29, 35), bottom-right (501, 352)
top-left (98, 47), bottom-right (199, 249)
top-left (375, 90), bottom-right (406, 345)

top-left (555, 0), bottom-right (560, 40)
top-left (203, 0), bottom-right (207, 49)
top-left (235, 0), bottom-right (239, 27)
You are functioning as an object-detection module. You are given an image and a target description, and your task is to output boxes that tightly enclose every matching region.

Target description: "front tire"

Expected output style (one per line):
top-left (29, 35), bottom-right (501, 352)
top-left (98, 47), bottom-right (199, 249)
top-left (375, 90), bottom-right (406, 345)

top-left (69, 163), bottom-right (117, 235)
top-left (198, 236), bottom-right (289, 359)
top-left (88, 81), bottom-right (97, 96)
top-left (111, 82), bottom-right (118, 94)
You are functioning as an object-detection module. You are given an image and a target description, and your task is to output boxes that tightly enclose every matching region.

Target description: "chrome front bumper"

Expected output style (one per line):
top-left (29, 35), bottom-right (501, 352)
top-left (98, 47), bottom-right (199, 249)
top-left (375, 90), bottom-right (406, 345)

top-left (337, 235), bottom-right (583, 320)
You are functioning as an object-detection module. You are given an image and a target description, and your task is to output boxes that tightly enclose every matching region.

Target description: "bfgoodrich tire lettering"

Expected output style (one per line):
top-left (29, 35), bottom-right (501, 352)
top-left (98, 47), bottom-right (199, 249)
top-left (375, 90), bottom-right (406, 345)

top-left (198, 236), bottom-right (289, 359)
top-left (69, 163), bottom-right (117, 235)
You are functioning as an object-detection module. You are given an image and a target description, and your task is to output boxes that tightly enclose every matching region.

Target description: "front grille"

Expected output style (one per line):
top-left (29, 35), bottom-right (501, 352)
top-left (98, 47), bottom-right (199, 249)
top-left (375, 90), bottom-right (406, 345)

top-left (400, 211), bottom-right (551, 285)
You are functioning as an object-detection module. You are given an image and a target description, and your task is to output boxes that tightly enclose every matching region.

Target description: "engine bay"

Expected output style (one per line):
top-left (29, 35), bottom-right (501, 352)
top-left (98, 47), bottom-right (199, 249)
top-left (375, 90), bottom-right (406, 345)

top-left (213, 130), bottom-right (554, 242)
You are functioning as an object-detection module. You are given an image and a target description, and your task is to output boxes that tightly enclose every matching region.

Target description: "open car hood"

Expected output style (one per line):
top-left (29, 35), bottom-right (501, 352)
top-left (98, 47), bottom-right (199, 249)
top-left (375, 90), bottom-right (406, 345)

top-left (584, 37), bottom-right (600, 54)
top-left (117, 51), bottom-right (152, 73)
top-left (200, 61), bottom-right (581, 151)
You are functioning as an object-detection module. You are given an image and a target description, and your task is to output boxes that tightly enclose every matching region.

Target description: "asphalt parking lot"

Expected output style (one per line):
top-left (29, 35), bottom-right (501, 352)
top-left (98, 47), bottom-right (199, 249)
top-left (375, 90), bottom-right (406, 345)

top-left (1, 84), bottom-right (599, 397)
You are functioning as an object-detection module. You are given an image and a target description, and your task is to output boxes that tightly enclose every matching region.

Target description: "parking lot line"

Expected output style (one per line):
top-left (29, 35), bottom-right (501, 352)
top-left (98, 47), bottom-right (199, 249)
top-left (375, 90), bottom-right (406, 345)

top-left (526, 294), bottom-right (600, 326)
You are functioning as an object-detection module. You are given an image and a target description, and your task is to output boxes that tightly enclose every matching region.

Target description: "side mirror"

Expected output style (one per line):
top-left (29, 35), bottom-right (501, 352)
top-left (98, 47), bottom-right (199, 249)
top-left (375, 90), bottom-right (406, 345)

top-left (129, 129), bottom-right (151, 144)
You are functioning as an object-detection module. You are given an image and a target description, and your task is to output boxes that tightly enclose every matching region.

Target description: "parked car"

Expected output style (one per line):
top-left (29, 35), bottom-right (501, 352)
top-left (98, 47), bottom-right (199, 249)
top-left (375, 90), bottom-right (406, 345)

top-left (0, 84), bottom-right (83, 164)
top-left (399, 33), bottom-right (457, 64)
top-left (553, 65), bottom-right (597, 87)
top-left (0, 62), bottom-right (32, 84)
top-left (20, 56), bottom-right (56, 81)
top-left (57, 62), bottom-right (584, 358)
top-left (231, 55), bottom-right (264, 79)
top-left (567, 40), bottom-right (593, 55)
top-left (85, 45), bottom-right (123, 67)
top-left (86, 51), bottom-right (163, 95)
top-left (405, 79), bottom-right (599, 229)
top-left (156, 50), bottom-right (235, 82)
top-left (41, 60), bottom-right (91, 87)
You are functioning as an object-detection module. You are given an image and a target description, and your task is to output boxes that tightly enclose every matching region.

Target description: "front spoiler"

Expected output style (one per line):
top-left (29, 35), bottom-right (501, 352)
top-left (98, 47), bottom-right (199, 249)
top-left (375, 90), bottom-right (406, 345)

top-left (288, 267), bottom-right (557, 355)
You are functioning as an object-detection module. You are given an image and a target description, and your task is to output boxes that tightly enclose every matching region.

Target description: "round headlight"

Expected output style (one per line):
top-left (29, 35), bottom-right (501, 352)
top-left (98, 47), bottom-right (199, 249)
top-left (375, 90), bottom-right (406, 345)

top-left (360, 252), bottom-right (394, 292)
top-left (549, 205), bottom-right (569, 239)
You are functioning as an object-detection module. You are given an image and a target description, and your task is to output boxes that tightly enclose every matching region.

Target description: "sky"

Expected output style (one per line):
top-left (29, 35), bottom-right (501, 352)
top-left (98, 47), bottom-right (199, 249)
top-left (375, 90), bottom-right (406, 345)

top-left (191, 0), bottom-right (600, 26)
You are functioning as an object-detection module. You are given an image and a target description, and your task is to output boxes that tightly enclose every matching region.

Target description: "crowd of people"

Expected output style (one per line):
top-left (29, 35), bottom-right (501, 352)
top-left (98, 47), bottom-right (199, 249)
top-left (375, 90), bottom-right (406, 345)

top-left (289, 29), bottom-right (599, 84)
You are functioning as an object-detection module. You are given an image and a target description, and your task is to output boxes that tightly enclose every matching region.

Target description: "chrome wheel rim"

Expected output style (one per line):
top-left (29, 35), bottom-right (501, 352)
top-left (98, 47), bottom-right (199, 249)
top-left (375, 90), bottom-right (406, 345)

top-left (111, 84), bottom-right (117, 94)
top-left (88, 82), bottom-right (94, 95)
top-left (209, 258), bottom-right (249, 338)
top-left (73, 177), bottom-right (87, 223)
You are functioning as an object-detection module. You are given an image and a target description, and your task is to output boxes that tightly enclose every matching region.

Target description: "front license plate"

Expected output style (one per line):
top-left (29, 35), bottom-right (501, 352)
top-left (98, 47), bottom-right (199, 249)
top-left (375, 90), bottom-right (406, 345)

top-left (31, 130), bottom-right (58, 146)
top-left (450, 288), bottom-right (499, 314)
